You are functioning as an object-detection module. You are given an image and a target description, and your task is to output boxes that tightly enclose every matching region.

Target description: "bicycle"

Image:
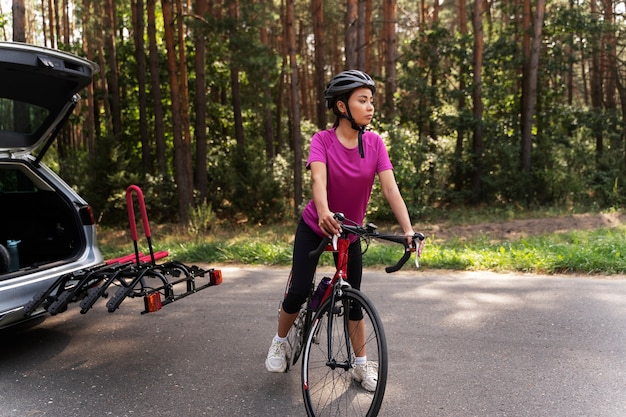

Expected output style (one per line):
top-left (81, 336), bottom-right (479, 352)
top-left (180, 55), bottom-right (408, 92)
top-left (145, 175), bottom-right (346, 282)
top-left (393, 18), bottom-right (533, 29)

top-left (281, 213), bottom-right (425, 417)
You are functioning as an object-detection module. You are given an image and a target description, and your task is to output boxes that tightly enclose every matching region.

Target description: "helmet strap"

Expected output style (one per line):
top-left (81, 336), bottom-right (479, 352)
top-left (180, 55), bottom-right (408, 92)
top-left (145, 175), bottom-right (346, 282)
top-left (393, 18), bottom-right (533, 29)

top-left (340, 103), bottom-right (366, 158)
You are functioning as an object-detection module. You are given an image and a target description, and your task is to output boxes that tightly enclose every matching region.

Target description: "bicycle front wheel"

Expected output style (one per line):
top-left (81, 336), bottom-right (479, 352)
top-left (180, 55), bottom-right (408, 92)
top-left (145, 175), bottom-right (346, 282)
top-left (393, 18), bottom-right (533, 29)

top-left (301, 288), bottom-right (388, 417)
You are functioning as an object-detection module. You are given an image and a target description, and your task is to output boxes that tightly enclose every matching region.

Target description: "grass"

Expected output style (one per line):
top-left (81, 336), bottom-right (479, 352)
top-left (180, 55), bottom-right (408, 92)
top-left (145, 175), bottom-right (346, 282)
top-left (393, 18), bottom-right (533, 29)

top-left (96, 210), bottom-right (626, 276)
top-left (421, 229), bottom-right (626, 274)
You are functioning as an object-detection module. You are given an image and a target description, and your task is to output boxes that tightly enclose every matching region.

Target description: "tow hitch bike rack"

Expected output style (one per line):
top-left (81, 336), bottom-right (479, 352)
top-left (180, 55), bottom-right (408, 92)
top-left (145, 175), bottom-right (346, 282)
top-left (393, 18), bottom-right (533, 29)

top-left (23, 185), bottom-right (222, 318)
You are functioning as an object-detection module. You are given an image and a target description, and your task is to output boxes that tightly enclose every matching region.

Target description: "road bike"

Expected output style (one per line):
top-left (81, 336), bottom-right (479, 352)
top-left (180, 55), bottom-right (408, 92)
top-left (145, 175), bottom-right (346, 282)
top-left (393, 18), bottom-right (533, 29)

top-left (281, 213), bottom-right (424, 417)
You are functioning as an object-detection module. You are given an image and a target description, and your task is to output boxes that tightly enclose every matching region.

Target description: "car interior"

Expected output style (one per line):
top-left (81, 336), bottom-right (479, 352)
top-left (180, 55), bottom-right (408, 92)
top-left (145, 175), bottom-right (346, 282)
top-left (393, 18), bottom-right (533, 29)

top-left (0, 164), bottom-right (83, 275)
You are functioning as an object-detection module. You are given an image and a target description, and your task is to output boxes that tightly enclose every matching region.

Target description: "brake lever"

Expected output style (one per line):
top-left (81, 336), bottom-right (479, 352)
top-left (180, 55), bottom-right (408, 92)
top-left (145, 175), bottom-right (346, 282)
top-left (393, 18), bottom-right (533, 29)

top-left (413, 232), bottom-right (425, 268)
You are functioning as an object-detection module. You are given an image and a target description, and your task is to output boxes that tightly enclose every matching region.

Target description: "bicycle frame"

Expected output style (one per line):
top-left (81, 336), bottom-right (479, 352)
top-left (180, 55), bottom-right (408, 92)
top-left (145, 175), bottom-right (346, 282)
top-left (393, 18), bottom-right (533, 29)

top-left (317, 234), bottom-right (350, 306)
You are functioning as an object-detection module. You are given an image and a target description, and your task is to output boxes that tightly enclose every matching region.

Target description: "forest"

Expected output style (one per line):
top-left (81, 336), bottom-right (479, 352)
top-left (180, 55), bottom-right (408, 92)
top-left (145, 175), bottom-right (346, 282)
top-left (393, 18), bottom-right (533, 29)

top-left (1, 0), bottom-right (626, 227)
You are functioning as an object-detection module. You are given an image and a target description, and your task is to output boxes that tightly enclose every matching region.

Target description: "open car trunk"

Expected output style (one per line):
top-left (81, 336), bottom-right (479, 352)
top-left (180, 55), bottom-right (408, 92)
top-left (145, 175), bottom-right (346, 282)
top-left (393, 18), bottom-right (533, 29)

top-left (0, 163), bottom-right (84, 275)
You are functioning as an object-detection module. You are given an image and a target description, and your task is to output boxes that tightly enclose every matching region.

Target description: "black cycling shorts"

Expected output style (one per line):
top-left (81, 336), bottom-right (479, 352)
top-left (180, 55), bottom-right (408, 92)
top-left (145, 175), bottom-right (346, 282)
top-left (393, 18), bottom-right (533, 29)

top-left (281, 218), bottom-right (363, 321)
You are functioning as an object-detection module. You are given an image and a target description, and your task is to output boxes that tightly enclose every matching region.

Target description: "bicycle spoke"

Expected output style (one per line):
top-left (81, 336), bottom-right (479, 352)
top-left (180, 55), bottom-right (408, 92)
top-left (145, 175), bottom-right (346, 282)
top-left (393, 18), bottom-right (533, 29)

top-left (302, 289), bottom-right (387, 417)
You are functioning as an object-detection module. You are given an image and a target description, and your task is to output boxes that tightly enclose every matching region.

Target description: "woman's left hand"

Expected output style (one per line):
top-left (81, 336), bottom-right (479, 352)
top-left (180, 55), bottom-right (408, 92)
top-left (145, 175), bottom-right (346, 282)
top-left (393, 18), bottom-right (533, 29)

top-left (406, 231), bottom-right (425, 257)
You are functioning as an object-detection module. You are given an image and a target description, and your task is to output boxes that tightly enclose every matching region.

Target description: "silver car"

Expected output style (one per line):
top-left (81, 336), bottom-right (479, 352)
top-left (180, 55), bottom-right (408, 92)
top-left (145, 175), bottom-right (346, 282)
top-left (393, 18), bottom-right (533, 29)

top-left (0, 42), bottom-right (102, 329)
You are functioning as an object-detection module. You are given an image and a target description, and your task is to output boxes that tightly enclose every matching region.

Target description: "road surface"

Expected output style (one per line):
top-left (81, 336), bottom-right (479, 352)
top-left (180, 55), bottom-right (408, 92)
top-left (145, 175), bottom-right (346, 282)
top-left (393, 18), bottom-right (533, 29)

top-left (1, 267), bottom-right (625, 416)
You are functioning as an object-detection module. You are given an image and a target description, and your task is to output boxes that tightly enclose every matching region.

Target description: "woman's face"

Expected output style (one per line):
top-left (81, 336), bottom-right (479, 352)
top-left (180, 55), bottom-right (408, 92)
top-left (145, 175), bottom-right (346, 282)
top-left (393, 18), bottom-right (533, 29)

top-left (339, 87), bottom-right (374, 126)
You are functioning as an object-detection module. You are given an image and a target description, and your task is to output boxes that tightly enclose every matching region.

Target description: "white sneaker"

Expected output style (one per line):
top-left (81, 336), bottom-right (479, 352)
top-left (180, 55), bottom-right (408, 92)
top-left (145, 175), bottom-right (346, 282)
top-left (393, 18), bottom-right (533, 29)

top-left (352, 362), bottom-right (378, 392)
top-left (265, 339), bottom-right (287, 373)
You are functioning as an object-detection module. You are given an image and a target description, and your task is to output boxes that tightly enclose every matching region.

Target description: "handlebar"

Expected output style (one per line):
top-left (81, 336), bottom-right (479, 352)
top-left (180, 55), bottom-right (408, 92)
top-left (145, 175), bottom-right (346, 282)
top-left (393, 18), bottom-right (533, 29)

top-left (308, 235), bottom-right (334, 260)
top-left (308, 213), bottom-right (425, 273)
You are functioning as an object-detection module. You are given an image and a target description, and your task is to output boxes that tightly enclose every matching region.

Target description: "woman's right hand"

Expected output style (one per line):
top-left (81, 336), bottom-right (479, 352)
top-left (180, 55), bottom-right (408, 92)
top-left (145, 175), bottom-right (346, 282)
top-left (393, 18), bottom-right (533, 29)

top-left (318, 211), bottom-right (341, 238)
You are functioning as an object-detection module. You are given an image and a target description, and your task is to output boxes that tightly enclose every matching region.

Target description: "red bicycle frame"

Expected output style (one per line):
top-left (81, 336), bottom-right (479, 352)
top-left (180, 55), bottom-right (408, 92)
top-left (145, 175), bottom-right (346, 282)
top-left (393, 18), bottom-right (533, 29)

top-left (317, 234), bottom-right (351, 309)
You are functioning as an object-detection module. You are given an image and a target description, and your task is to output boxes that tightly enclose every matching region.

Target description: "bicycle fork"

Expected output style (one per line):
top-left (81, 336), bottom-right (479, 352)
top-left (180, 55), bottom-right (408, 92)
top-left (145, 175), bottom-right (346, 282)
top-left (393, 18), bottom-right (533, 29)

top-left (324, 279), bottom-right (354, 371)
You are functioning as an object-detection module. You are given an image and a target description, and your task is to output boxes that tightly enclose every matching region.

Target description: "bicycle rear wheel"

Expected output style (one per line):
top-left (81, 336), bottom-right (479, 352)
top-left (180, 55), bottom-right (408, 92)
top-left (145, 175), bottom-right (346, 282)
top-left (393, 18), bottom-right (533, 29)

top-left (283, 270), bottom-right (313, 370)
top-left (301, 287), bottom-right (388, 417)
top-left (286, 306), bottom-right (309, 369)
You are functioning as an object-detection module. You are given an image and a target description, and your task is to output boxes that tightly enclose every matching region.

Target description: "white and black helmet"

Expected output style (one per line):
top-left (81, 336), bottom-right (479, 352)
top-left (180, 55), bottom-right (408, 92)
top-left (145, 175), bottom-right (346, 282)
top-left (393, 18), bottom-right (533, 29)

top-left (324, 70), bottom-right (376, 109)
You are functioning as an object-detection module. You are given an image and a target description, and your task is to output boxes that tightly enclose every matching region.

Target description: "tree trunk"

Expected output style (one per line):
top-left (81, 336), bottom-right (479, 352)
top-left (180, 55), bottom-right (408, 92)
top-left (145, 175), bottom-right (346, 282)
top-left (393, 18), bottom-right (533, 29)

top-left (287, 0), bottom-right (303, 215)
top-left (229, 1), bottom-right (245, 150)
top-left (589, 0), bottom-right (603, 161)
top-left (104, 0), bottom-right (122, 143)
top-left (471, 0), bottom-right (484, 203)
top-left (162, 0), bottom-right (192, 223)
top-left (383, 0), bottom-right (397, 116)
top-left (61, 0), bottom-right (70, 44)
top-left (40, 0), bottom-right (48, 46)
top-left (602, 0), bottom-right (619, 153)
top-left (345, 0), bottom-right (357, 69)
top-left (364, 0), bottom-right (372, 73)
top-left (453, 0), bottom-right (468, 192)
top-left (131, 0), bottom-right (151, 176)
top-left (175, 0), bottom-right (194, 209)
top-left (194, 0), bottom-right (209, 201)
top-left (357, 0), bottom-right (366, 70)
top-left (311, 0), bottom-right (326, 129)
top-left (259, 25), bottom-right (276, 163)
top-left (147, 0), bottom-right (167, 176)
top-left (81, 0), bottom-right (96, 159)
top-left (53, 0), bottom-right (60, 47)
top-left (47, 0), bottom-right (56, 48)
top-left (12, 0), bottom-right (25, 42)
top-left (520, 0), bottom-right (546, 173)
top-left (616, 75), bottom-right (626, 167)
top-left (96, 42), bottom-right (112, 137)
top-left (566, 0), bottom-right (574, 106)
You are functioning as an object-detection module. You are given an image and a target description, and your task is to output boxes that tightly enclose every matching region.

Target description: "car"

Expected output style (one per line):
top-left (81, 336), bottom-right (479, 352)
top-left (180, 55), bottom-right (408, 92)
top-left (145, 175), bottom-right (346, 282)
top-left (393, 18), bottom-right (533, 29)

top-left (0, 42), bottom-right (103, 329)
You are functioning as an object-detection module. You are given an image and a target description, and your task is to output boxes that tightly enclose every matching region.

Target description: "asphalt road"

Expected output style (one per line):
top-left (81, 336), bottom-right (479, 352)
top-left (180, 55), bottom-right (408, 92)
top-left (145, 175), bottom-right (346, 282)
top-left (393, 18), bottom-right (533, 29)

top-left (1, 266), bottom-right (625, 417)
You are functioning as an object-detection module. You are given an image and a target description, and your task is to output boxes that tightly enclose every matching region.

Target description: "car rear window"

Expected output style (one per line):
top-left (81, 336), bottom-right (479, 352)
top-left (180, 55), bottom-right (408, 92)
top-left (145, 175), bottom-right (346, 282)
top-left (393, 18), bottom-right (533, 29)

top-left (0, 168), bottom-right (39, 192)
top-left (0, 98), bottom-right (50, 135)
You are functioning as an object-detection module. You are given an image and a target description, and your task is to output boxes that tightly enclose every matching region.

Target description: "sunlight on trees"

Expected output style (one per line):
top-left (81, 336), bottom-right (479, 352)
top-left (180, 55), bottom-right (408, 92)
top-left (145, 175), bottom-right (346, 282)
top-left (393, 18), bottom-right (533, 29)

top-left (0, 0), bottom-right (624, 225)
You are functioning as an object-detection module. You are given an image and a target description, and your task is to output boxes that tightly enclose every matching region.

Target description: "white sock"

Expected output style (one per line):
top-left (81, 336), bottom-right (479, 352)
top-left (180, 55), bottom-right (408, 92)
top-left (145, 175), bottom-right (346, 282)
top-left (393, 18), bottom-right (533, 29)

top-left (274, 334), bottom-right (288, 343)
top-left (355, 356), bottom-right (367, 365)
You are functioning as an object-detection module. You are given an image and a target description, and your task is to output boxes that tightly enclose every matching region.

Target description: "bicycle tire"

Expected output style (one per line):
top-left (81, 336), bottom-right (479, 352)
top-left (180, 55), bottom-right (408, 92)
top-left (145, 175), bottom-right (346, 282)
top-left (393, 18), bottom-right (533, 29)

top-left (301, 287), bottom-right (388, 417)
top-left (286, 307), bottom-right (309, 369)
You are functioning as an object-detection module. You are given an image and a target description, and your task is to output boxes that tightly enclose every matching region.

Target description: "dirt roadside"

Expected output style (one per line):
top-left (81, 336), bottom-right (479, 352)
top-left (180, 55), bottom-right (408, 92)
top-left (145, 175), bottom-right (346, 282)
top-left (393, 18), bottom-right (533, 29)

top-left (421, 212), bottom-right (626, 242)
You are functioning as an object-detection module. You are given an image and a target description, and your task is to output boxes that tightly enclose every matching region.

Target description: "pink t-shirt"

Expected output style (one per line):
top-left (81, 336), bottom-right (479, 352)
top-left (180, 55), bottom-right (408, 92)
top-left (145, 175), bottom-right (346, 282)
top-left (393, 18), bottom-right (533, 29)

top-left (302, 128), bottom-right (393, 237)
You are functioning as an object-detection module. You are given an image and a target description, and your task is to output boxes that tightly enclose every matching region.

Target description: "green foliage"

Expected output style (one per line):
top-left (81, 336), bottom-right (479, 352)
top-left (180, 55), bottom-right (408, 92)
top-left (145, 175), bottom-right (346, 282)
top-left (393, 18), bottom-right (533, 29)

top-left (391, 2), bottom-right (626, 212)
top-left (98, 219), bottom-right (626, 275)
top-left (187, 200), bottom-right (217, 238)
top-left (367, 121), bottom-right (442, 222)
top-left (0, 13), bottom-right (9, 34)
top-left (206, 144), bottom-right (290, 225)
top-left (27, 0), bottom-right (626, 226)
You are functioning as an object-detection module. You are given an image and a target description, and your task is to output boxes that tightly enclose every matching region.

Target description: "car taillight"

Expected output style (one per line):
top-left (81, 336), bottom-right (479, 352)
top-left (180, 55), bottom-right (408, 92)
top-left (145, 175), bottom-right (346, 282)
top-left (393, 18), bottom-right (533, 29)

top-left (79, 205), bottom-right (96, 225)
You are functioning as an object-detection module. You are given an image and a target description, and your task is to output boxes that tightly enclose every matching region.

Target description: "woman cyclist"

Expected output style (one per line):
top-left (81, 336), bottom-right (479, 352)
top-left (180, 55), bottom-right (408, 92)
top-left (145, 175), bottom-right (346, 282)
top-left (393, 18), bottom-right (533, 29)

top-left (265, 70), bottom-right (422, 391)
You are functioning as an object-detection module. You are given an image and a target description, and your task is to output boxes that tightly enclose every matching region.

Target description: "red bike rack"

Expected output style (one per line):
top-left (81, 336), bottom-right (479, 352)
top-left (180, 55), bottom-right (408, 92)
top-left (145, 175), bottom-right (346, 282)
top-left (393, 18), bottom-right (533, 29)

top-left (23, 185), bottom-right (222, 317)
